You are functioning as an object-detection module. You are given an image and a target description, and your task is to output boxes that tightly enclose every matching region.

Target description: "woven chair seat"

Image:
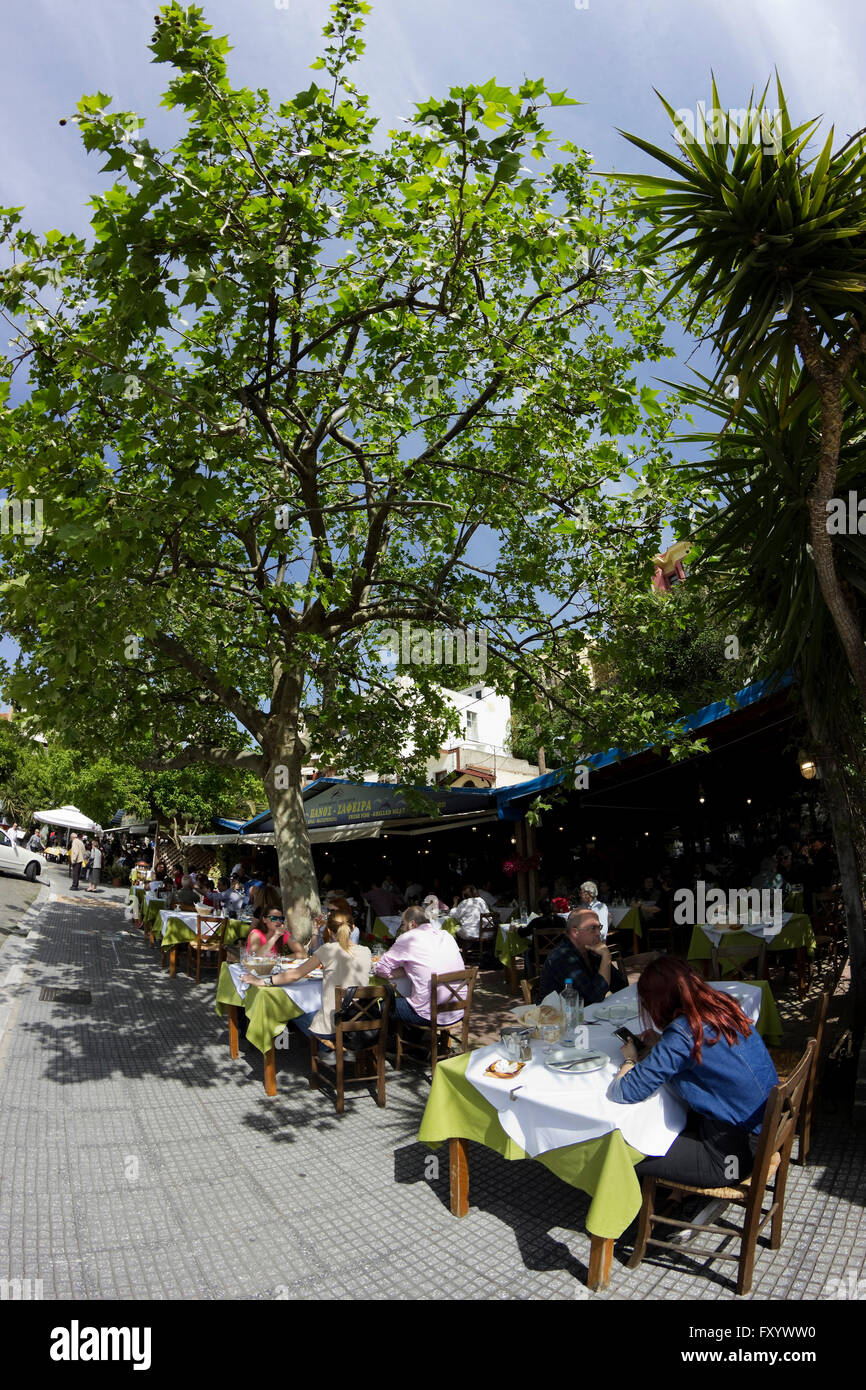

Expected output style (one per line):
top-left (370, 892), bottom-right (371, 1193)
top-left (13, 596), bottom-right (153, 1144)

top-left (767, 1048), bottom-right (800, 1076)
top-left (663, 1151), bottom-right (781, 1202)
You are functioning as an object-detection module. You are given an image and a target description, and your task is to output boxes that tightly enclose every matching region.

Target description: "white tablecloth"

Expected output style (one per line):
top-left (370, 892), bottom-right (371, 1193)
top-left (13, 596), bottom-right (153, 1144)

top-left (700, 912), bottom-right (792, 949)
top-left (607, 905), bottom-right (633, 929)
top-left (465, 1032), bottom-right (686, 1157)
top-left (158, 909), bottom-right (225, 939)
top-left (227, 961), bottom-right (323, 1012)
top-left (465, 978), bottom-right (763, 1160)
top-left (377, 914), bottom-right (403, 938)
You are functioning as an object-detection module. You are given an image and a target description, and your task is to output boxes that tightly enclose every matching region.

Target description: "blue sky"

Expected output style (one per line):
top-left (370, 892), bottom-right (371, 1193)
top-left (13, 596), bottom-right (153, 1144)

top-left (3, 0), bottom-right (864, 237)
top-left (1, 0), bottom-right (864, 682)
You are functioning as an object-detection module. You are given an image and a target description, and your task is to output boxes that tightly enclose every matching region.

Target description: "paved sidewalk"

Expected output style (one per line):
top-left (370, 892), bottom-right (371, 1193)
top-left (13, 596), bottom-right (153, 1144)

top-left (0, 893), bottom-right (863, 1301)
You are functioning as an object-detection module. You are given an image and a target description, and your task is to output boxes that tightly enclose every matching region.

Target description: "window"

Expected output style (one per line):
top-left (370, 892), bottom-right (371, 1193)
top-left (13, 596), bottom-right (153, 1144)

top-left (465, 710), bottom-right (478, 739)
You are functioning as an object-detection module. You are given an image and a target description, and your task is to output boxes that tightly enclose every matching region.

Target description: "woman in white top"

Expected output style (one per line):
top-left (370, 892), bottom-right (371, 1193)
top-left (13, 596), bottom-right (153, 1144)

top-left (451, 884), bottom-right (492, 941)
top-left (243, 908), bottom-right (371, 1040)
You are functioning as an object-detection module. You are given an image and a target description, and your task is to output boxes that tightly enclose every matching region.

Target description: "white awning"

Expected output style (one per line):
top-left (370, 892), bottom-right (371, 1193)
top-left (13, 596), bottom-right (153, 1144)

top-left (34, 805), bottom-right (101, 833)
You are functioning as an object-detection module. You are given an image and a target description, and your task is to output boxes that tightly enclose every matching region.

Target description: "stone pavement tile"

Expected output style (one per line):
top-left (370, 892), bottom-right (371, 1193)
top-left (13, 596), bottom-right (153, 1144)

top-left (2, 893), bottom-right (865, 1301)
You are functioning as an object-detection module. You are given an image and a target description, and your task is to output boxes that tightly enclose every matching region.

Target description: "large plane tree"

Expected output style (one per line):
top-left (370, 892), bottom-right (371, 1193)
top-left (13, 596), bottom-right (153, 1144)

top-left (0, 1), bottom-right (673, 937)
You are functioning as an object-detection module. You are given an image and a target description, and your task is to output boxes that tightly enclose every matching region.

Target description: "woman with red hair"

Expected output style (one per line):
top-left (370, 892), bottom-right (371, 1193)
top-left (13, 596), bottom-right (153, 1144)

top-left (609, 957), bottom-right (778, 1187)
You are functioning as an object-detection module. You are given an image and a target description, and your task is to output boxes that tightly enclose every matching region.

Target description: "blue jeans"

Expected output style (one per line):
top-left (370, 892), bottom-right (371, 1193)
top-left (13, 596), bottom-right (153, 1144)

top-left (293, 1010), bottom-right (334, 1043)
top-left (393, 995), bottom-right (431, 1029)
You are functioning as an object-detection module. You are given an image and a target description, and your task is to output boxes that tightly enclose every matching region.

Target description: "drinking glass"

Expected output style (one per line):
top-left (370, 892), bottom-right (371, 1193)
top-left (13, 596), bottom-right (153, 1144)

top-left (540, 1024), bottom-right (559, 1053)
top-left (501, 1029), bottom-right (522, 1062)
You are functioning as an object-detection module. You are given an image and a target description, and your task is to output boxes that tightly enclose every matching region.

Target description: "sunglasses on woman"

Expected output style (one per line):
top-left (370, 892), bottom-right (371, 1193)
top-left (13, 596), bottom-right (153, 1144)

top-left (266, 913), bottom-right (285, 922)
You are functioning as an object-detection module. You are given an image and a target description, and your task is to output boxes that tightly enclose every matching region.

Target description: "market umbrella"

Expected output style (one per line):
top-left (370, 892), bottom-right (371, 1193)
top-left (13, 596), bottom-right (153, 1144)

top-left (34, 805), bottom-right (101, 833)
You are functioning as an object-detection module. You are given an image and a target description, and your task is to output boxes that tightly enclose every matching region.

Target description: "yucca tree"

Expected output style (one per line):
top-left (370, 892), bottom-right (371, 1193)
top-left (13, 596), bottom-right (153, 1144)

top-left (618, 78), bottom-right (866, 708)
top-left (678, 365), bottom-right (866, 1028)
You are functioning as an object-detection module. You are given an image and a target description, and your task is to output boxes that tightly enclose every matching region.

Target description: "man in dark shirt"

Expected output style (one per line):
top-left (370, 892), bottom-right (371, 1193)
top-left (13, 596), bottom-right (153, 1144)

top-left (539, 909), bottom-right (628, 1003)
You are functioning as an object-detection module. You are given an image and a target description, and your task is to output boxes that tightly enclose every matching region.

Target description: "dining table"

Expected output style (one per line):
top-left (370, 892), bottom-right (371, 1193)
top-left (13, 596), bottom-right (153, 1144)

top-left (372, 914), bottom-right (460, 942)
top-left (686, 912), bottom-right (816, 997)
top-left (418, 978), bottom-right (766, 1290)
top-left (158, 911), bottom-right (251, 975)
top-left (215, 961), bottom-right (324, 1094)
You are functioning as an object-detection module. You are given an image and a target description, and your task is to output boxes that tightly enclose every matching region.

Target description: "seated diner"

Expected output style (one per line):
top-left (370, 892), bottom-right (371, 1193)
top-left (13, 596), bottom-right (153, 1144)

top-left (373, 904), bottom-right (466, 1029)
top-left (610, 956), bottom-right (778, 1187)
top-left (539, 908), bottom-right (628, 1002)
top-left (242, 908), bottom-right (371, 1042)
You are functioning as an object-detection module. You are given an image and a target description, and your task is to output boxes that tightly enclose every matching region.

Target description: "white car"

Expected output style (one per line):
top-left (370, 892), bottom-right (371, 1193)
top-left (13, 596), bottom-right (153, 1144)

top-left (0, 828), bottom-right (42, 882)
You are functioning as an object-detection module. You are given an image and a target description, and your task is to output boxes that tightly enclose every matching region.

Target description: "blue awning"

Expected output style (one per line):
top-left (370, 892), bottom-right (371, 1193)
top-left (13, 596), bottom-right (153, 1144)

top-left (581, 672), bottom-right (793, 774)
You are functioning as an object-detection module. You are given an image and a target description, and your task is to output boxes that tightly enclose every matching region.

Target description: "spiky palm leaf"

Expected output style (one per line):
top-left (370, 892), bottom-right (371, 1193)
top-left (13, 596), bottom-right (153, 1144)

top-left (675, 364), bottom-right (866, 732)
top-left (617, 76), bottom-right (866, 402)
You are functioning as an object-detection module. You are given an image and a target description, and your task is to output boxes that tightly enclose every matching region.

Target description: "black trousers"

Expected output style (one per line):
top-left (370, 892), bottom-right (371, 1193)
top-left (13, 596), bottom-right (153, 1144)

top-left (635, 1111), bottom-right (759, 1188)
top-left (71, 863), bottom-right (81, 889)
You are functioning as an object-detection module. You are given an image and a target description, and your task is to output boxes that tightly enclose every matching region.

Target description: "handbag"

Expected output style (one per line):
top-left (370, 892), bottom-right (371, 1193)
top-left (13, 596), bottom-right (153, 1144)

top-left (822, 1029), bottom-right (855, 1114)
top-left (334, 986), bottom-right (382, 1051)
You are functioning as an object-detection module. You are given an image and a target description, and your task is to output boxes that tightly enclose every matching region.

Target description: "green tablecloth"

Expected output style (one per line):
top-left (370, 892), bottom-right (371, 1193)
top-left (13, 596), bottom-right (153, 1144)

top-left (215, 963), bottom-right (390, 1055)
top-left (613, 905), bottom-right (643, 941)
top-left (162, 916), bottom-right (251, 950)
top-left (687, 913), bottom-right (816, 973)
top-left (418, 1051), bottom-right (644, 1239)
top-left (215, 962), bottom-right (304, 1053)
top-left (142, 896), bottom-right (169, 929)
top-left (784, 892), bottom-right (805, 914)
top-left (496, 925), bottom-right (526, 968)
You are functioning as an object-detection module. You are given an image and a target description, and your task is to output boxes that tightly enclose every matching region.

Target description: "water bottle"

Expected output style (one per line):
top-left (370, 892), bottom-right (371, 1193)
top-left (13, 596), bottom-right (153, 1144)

top-left (561, 978), bottom-right (578, 1046)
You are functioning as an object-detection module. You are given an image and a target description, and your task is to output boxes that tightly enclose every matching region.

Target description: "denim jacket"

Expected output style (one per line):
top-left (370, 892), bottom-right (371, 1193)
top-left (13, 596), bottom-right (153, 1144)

top-left (609, 1016), bottom-right (778, 1132)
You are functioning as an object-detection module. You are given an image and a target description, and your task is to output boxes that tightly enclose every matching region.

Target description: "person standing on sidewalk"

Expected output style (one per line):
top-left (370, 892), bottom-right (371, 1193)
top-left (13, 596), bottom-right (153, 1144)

top-left (86, 840), bottom-right (103, 894)
top-left (69, 832), bottom-right (87, 890)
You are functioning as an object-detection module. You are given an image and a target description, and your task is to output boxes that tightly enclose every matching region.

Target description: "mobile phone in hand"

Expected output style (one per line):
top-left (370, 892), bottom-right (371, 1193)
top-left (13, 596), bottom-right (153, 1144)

top-left (614, 1026), bottom-right (649, 1060)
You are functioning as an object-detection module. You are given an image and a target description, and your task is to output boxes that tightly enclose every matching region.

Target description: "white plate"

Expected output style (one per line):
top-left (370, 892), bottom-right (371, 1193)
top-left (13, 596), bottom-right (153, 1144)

top-left (594, 1003), bottom-right (639, 1022)
top-left (545, 1049), bottom-right (609, 1074)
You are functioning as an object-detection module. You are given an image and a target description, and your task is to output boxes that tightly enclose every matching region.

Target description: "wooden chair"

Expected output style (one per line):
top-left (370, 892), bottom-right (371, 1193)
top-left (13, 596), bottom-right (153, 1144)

top-left (309, 985), bottom-right (391, 1115)
top-left (627, 1040), bottom-right (815, 1295)
top-left (710, 934), bottom-right (767, 982)
top-left (533, 924), bottom-right (562, 971)
top-left (393, 968), bottom-right (478, 1075)
top-left (185, 914), bottom-right (229, 984)
top-left (767, 985), bottom-right (831, 1162)
top-left (457, 914), bottom-right (497, 968)
top-left (520, 977), bottom-right (538, 1005)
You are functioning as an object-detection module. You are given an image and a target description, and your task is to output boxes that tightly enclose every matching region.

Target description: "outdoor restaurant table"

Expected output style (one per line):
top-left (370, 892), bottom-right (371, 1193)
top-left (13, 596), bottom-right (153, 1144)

top-left (418, 978), bottom-right (765, 1290)
top-left (372, 914), bottom-right (460, 941)
top-left (159, 911), bottom-right (250, 976)
top-left (216, 961), bottom-right (387, 1096)
top-left (216, 961), bottom-right (322, 1093)
top-left (686, 912), bottom-right (816, 997)
top-left (609, 904), bottom-right (643, 952)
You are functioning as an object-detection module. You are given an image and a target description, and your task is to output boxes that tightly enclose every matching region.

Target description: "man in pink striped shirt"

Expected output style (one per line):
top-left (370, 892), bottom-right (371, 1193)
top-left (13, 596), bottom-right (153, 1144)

top-left (373, 906), bottom-right (467, 1026)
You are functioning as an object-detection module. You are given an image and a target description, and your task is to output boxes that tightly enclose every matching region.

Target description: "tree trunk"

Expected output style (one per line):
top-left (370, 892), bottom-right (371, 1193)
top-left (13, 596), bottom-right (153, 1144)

top-left (794, 319), bottom-right (866, 709)
top-left (802, 687), bottom-right (866, 1041)
top-left (263, 712), bottom-right (320, 944)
